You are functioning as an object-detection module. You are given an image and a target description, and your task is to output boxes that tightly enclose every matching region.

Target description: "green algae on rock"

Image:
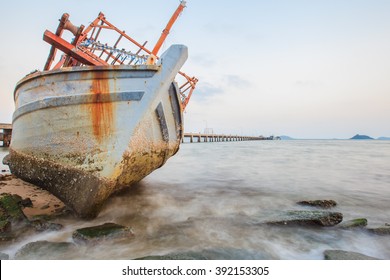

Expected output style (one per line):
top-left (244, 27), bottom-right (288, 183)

top-left (265, 210), bottom-right (343, 227)
top-left (72, 222), bottom-right (134, 244)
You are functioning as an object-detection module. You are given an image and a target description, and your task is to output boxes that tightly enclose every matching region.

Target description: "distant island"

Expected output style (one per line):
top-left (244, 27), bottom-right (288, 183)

top-left (350, 134), bottom-right (373, 140)
top-left (279, 135), bottom-right (295, 140)
top-left (377, 137), bottom-right (390, 140)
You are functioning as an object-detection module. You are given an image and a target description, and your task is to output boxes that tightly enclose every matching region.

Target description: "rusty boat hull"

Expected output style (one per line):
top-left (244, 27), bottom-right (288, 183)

top-left (6, 45), bottom-right (187, 218)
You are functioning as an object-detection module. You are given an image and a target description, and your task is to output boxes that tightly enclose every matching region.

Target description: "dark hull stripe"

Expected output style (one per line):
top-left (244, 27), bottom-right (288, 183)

top-left (155, 102), bottom-right (169, 143)
top-left (168, 83), bottom-right (183, 140)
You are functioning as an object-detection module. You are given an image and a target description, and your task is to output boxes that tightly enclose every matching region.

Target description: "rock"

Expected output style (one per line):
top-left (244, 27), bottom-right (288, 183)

top-left (20, 198), bottom-right (33, 208)
top-left (72, 222), bottom-right (134, 244)
top-left (30, 220), bottom-right (63, 232)
top-left (0, 174), bottom-right (13, 181)
top-left (14, 241), bottom-right (78, 260)
top-left (0, 206), bottom-right (9, 227)
top-left (339, 218), bottom-right (368, 229)
top-left (324, 250), bottom-right (379, 260)
top-left (0, 193), bottom-right (28, 223)
top-left (0, 232), bottom-right (14, 242)
top-left (297, 200), bottom-right (337, 209)
top-left (40, 204), bottom-right (50, 210)
top-left (0, 219), bottom-right (11, 233)
top-left (0, 251), bottom-right (9, 260)
top-left (265, 210), bottom-right (343, 227)
top-left (136, 248), bottom-right (271, 260)
top-left (137, 252), bottom-right (208, 260)
top-left (366, 227), bottom-right (390, 235)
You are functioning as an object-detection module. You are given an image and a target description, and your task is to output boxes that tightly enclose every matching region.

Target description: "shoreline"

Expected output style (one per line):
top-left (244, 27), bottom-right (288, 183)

top-left (0, 173), bottom-right (65, 219)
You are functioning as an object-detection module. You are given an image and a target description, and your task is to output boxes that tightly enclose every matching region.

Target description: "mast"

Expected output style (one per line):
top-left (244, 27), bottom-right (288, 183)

top-left (147, 0), bottom-right (186, 64)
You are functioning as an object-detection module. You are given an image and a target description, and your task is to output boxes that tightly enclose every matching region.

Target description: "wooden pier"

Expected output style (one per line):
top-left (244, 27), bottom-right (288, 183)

top-left (182, 132), bottom-right (270, 143)
top-left (0, 123), bottom-right (12, 147)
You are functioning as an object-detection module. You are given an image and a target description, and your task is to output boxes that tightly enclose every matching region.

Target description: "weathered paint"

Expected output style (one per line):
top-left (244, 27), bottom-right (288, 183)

top-left (7, 45), bottom-right (188, 218)
top-left (12, 91), bottom-right (144, 121)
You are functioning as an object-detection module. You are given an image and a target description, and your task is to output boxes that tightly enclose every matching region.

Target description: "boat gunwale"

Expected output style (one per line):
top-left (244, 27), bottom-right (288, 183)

top-left (14, 64), bottom-right (160, 100)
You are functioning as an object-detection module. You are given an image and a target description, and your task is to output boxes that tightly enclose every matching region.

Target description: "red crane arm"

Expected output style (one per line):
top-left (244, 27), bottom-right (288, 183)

top-left (152, 1), bottom-right (186, 56)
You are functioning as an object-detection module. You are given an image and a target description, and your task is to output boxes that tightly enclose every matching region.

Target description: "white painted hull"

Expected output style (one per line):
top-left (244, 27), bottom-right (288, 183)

top-left (6, 45), bottom-right (187, 218)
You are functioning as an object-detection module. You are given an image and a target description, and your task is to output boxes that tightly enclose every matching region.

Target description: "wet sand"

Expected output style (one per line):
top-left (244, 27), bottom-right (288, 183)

top-left (0, 174), bottom-right (65, 219)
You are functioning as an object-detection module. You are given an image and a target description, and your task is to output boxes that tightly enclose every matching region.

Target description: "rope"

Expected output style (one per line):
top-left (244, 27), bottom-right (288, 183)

top-left (79, 39), bottom-right (148, 64)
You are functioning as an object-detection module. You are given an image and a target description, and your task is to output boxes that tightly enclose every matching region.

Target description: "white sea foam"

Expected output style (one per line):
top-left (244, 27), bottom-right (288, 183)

top-left (1, 140), bottom-right (390, 259)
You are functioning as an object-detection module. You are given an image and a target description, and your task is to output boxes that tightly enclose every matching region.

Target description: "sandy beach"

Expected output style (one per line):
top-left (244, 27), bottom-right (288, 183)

top-left (0, 173), bottom-right (65, 219)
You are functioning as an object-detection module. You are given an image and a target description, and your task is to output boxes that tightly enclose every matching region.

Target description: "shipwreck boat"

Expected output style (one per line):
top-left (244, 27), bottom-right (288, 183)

top-left (4, 1), bottom-right (197, 218)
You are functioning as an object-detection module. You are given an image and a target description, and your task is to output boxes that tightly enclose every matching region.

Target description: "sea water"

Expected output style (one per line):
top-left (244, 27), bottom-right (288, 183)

top-left (0, 140), bottom-right (389, 259)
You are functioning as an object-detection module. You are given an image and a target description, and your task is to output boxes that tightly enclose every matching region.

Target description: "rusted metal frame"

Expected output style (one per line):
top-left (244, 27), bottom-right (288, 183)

top-left (105, 34), bottom-right (123, 62)
top-left (180, 84), bottom-right (192, 94)
top-left (64, 24), bottom-right (86, 67)
top-left (46, 13), bottom-right (103, 70)
top-left (86, 18), bottom-right (151, 65)
top-left (179, 72), bottom-right (198, 92)
top-left (76, 46), bottom-right (109, 66)
top-left (99, 17), bottom-right (153, 55)
top-left (179, 80), bottom-right (191, 91)
top-left (89, 25), bottom-right (116, 31)
top-left (177, 72), bottom-right (197, 109)
top-left (105, 49), bottom-right (124, 64)
top-left (181, 86), bottom-right (195, 109)
top-left (43, 31), bottom-right (107, 66)
top-left (119, 54), bottom-right (128, 64)
top-left (76, 13), bottom-right (105, 43)
top-left (44, 13), bottom-right (70, 70)
top-left (52, 55), bottom-right (67, 70)
top-left (93, 23), bottom-right (104, 44)
top-left (129, 41), bottom-right (148, 65)
top-left (111, 53), bottom-right (122, 65)
top-left (98, 49), bottom-right (105, 58)
top-left (77, 13), bottom-right (152, 65)
top-left (90, 26), bottom-right (97, 43)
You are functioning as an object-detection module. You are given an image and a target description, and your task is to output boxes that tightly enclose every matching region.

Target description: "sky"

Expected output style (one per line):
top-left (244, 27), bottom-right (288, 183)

top-left (0, 0), bottom-right (389, 139)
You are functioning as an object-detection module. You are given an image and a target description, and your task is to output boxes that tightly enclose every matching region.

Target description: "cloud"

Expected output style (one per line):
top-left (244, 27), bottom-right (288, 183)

top-left (193, 82), bottom-right (224, 101)
top-left (224, 75), bottom-right (252, 88)
top-left (190, 53), bottom-right (217, 68)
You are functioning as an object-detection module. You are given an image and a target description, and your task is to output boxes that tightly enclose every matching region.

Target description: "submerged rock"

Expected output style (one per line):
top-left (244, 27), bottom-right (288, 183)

top-left (136, 248), bottom-right (271, 260)
top-left (30, 219), bottom-right (63, 232)
top-left (297, 200), bottom-right (337, 209)
top-left (324, 250), bottom-right (379, 260)
top-left (137, 251), bottom-right (208, 260)
top-left (0, 251), bottom-right (9, 260)
top-left (72, 222), bottom-right (134, 244)
top-left (0, 219), bottom-right (11, 233)
top-left (339, 218), bottom-right (368, 229)
top-left (366, 227), bottom-right (390, 235)
top-left (265, 210), bottom-right (343, 227)
top-left (14, 241), bottom-right (78, 260)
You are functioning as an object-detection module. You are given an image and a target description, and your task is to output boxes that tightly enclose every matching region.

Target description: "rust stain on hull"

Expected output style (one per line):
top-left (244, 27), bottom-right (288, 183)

top-left (90, 71), bottom-right (113, 143)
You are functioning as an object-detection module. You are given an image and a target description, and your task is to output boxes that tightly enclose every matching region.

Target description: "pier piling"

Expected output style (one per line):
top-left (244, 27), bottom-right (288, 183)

top-left (0, 123), bottom-right (12, 147)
